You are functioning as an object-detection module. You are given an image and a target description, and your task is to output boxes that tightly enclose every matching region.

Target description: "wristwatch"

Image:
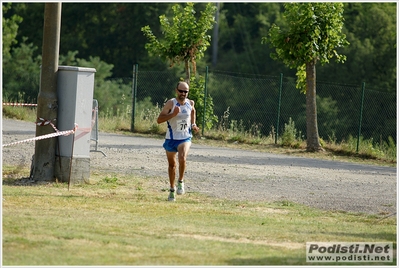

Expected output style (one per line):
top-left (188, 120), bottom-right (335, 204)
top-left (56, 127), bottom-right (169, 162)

top-left (191, 124), bottom-right (197, 127)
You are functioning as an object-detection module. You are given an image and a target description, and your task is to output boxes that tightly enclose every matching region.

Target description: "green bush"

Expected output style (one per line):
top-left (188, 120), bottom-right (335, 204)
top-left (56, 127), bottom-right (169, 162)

top-left (281, 117), bottom-right (302, 148)
top-left (187, 75), bottom-right (218, 131)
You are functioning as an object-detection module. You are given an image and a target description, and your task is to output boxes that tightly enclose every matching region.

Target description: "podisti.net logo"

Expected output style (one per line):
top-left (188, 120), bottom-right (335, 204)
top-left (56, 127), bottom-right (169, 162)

top-left (306, 242), bottom-right (393, 263)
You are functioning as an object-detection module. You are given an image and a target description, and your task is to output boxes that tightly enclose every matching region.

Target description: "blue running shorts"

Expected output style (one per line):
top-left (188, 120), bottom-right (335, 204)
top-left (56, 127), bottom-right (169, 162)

top-left (163, 138), bottom-right (191, 152)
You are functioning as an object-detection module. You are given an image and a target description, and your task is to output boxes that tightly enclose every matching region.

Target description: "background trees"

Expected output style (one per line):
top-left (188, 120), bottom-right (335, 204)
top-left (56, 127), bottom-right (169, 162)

top-left (2, 2), bottom-right (396, 144)
top-left (141, 2), bottom-right (218, 130)
top-left (141, 2), bottom-right (216, 82)
top-left (4, 2), bottom-right (395, 89)
top-left (264, 3), bottom-right (349, 151)
top-left (2, 3), bottom-right (22, 57)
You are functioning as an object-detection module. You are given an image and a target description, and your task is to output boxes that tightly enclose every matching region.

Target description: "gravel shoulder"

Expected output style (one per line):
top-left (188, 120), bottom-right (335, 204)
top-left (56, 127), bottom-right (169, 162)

top-left (2, 118), bottom-right (397, 215)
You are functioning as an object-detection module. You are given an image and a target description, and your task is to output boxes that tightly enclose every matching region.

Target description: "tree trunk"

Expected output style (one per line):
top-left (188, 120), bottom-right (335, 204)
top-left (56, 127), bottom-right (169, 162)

top-left (305, 59), bottom-right (323, 152)
top-left (184, 60), bottom-right (190, 84)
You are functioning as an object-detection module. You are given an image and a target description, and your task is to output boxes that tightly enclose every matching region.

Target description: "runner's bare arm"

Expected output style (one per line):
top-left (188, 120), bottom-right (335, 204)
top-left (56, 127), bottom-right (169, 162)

top-left (190, 100), bottom-right (199, 132)
top-left (157, 99), bottom-right (179, 124)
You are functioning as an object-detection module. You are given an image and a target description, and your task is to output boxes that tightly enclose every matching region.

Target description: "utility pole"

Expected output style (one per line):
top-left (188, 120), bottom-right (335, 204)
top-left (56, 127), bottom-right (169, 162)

top-left (32, 3), bottom-right (62, 181)
top-left (212, 2), bottom-right (220, 67)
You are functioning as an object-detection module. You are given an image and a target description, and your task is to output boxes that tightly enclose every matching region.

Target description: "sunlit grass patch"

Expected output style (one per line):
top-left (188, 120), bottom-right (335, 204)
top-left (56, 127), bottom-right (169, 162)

top-left (2, 170), bottom-right (396, 266)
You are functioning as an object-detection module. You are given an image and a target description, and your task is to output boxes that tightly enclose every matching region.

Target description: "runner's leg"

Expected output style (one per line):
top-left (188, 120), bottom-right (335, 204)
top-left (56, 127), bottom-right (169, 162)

top-left (166, 151), bottom-right (177, 189)
top-left (177, 141), bottom-right (191, 181)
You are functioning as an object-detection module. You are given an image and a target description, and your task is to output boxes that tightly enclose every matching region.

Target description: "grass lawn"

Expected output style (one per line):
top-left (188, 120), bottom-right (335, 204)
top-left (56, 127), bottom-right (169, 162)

top-left (2, 167), bottom-right (396, 266)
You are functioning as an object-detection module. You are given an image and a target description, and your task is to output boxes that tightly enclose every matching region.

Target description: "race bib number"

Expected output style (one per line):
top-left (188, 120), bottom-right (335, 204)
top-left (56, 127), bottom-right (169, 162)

top-left (176, 119), bottom-right (188, 133)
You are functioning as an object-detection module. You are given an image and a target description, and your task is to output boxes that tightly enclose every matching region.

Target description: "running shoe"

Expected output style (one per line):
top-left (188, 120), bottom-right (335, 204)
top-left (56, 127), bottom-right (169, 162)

top-left (168, 189), bottom-right (176, 201)
top-left (177, 180), bottom-right (185, 195)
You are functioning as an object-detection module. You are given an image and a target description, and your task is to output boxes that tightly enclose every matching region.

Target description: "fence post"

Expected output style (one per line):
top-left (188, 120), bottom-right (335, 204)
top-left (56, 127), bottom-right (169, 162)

top-left (131, 63), bottom-right (138, 132)
top-left (356, 82), bottom-right (366, 153)
top-left (275, 73), bottom-right (283, 144)
top-left (202, 66), bottom-right (209, 136)
top-left (90, 99), bottom-right (106, 157)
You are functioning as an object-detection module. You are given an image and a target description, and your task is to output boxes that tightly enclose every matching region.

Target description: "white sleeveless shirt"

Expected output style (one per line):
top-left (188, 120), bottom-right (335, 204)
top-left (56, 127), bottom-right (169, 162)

top-left (165, 98), bottom-right (193, 140)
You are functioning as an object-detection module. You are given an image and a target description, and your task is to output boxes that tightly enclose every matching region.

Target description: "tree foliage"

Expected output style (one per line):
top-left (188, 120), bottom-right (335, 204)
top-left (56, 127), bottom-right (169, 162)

top-left (263, 3), bottom-right (350, 152)
top-left (2, 39), bottom-right (41, 103)
top-left (337, 3), bottom-right (396, 91)
top-left (141, 2), bottom-right (218, 130)
top-left (263, 3), bottom-right (349, 91)
top-left (5, 2), bottom-right (395, 89)
top-left (2, 3), bottom-right (23, 58)
top-left (141, 2), bottom-right (217, 81)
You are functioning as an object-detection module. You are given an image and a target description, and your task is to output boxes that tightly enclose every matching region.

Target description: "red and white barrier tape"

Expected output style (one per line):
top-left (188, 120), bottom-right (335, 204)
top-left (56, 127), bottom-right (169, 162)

top-left (36, 117), bottom-right (58, 132)
top-left (3, 102), bottom-right (97, 147)
top-left (3, 103), bottom-right (37, 107)
top-left (2, 124), bottom-right (78, 147)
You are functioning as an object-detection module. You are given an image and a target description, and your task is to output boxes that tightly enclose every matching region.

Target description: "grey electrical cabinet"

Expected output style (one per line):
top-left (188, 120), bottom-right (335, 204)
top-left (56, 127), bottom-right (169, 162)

top-left (55, 65), bottom-right (96, 183)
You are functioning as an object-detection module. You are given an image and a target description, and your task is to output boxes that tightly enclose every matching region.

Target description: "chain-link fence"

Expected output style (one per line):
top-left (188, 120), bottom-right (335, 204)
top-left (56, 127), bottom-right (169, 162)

top-left (4, 64), bottom-right (394, 150)
top-left (131, 67), bottom-right (396, 148)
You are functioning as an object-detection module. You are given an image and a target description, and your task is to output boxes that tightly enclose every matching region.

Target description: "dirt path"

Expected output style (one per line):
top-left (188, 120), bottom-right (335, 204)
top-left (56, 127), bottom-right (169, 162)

top-left (2, 118), bottom-right (397, 215)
